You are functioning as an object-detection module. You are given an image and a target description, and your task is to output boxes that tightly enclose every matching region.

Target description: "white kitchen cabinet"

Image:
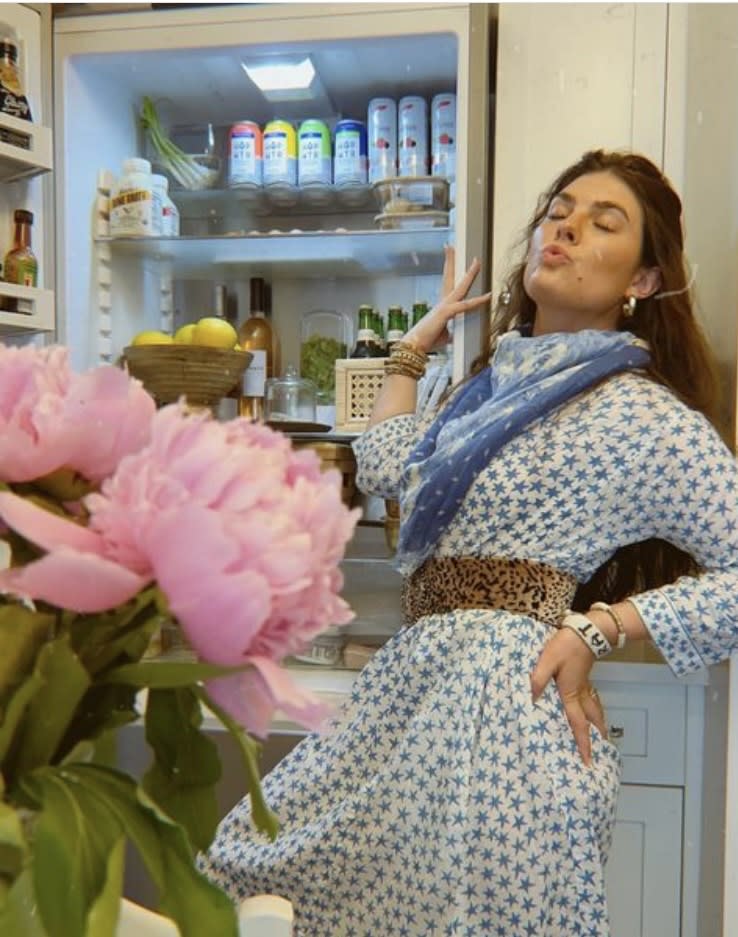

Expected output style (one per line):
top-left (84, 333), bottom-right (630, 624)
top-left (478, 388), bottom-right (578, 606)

top-left (491, 2), bottom-right (669, 299)
top-left (0, 3), bottom-right (54, 337)
top-left (607, 785), bottom-right (683, 937)
top-left (593, 663), bottom-right (715, 937)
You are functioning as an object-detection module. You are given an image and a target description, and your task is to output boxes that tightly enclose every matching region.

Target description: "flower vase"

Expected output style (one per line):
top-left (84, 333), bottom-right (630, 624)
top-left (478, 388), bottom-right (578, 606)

top-left (117, 895), bottom-right (294, 936)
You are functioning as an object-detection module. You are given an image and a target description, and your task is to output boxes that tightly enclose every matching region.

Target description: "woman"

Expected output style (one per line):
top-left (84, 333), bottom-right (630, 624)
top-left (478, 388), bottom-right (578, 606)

top-left (200, 150), bottom-right (738, 936)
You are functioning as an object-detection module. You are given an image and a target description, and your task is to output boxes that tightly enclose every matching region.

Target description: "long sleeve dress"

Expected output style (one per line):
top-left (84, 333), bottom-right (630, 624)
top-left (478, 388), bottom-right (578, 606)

top-left (199, 362), bottom-right (738, 937)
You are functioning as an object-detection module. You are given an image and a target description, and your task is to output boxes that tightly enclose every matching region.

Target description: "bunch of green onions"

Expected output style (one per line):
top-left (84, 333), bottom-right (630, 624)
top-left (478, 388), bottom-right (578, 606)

top-left (140, 96), bottom-right (214, 190)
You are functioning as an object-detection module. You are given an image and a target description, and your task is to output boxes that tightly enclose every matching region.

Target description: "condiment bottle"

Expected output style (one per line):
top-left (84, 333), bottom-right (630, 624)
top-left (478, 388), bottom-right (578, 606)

top-left (4, 209), bottom-right (37, 287)
top-left (0, 37), bottom-right (31, 122)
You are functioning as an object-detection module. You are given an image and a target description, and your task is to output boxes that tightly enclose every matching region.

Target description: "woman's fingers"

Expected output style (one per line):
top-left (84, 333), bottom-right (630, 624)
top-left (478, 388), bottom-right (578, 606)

top-left (581, 685), bottom-right (607, 739)
top-left (559, 689), bottom-right (593, 766)
top-left (441, 244), bottom-right (456, 297)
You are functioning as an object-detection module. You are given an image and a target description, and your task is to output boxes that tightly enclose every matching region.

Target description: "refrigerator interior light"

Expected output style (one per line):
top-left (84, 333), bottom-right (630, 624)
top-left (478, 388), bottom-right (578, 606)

top-left (241, 55), bottom-right (319, 101)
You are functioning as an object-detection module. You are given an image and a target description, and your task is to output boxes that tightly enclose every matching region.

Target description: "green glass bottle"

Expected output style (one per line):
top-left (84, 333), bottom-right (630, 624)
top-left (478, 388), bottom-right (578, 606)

top-left (351, 304), bottom-right (379, 358)
top-left (412, 301), bottom-right (429, 327)
top-left (386, 305), bottom-right (405, 353)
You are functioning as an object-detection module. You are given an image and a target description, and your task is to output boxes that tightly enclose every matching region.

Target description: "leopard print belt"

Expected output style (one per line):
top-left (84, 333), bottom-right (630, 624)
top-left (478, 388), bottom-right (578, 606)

top-left (401, 556), bottom-right (578, 628)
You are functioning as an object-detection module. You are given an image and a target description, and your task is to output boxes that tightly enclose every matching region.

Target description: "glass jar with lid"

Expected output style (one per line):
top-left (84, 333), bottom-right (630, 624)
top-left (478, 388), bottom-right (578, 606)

top-left (300, 309), bottom-right (353, 405)
top-left (264, 364), bottom-right (317, 425)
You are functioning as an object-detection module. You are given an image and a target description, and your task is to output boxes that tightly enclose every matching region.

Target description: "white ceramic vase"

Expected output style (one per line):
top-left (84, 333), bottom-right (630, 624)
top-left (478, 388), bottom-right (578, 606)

top-left (116, 894), bottom-right (294, 937)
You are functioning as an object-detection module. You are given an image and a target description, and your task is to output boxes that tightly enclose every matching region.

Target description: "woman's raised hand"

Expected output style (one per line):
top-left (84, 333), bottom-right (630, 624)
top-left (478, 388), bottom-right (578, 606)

top-left (404, 245), bottom-right (493, 355)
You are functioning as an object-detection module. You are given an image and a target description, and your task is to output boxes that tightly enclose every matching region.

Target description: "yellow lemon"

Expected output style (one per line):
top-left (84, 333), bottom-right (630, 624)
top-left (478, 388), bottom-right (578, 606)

top-left (192, 317), bottom-right (238, 349)
top-left (131, 330), bottom-right (174, 346)
top-left (174, 323), bottom-right (197, 344)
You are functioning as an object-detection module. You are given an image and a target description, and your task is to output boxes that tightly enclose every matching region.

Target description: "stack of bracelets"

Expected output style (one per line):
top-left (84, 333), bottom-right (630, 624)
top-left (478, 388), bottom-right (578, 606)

top-left (384, 339), bottom-right (429, 380)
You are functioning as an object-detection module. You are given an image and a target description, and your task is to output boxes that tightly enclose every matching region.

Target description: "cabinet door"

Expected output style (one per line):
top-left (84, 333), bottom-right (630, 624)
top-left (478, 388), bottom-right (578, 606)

top-left (607, 784), bottom-right (682, 937)
top-left (491, 2), bottom-right (667, 297)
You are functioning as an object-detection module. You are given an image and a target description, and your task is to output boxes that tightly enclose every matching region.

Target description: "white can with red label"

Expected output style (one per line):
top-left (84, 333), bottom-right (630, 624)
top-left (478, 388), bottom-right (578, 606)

top-left (398, 95), bottom-right (428, 178)
top-left (431, 93), bottom-right (456, 181)
top-left (367, 97), bottom-right (397, 183)
top-left (228, 121), bottom-right (263, 188)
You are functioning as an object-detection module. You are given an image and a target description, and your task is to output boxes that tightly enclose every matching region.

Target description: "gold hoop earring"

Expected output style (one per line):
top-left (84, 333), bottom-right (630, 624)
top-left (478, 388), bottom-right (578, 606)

top-left (622, 295), bottom-right (637, 318)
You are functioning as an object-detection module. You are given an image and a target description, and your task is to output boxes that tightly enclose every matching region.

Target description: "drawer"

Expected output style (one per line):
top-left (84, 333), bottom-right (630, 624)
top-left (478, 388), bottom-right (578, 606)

top-left (592, 678), bottom-right (687, 785)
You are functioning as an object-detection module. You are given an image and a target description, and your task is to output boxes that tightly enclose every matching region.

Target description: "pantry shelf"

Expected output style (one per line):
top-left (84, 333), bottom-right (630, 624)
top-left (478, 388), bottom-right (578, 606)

top-left (96, 228), bottom-right (450, 279)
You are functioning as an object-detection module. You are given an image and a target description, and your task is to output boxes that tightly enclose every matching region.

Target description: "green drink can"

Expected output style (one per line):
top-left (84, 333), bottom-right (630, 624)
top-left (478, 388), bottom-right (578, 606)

top-left (298, 119), bottom-right (331, 187)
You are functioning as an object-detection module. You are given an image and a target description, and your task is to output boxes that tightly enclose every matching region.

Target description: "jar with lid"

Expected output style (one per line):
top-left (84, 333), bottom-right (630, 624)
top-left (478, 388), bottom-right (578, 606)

top-left (300, 309), bottom-right (352, 416)
top-left (0, 36), bottom-right (31, 122)
top-left (264, 364), bottom-right (317, 425)
top-left (110, 158), bottom-right (155, 237)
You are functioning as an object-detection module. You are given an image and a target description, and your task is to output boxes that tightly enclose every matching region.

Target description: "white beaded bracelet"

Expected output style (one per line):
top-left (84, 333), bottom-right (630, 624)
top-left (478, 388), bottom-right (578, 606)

top-left (560, 610), bottom-right (613, 659)
top-left (589, 601), bottom-right (627, 649)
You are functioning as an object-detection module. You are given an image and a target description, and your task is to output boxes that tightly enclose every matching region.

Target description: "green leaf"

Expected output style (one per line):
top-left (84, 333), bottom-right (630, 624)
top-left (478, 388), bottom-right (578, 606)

top-left (0, 799), bottom-right (27, 883)
top-left (67, 588), bottom-right (161, 675)
top-left (12, 637), bottom-right (90, 776)
top-left (0, 867), bottom-right (48, 937)
top-left (85, 837), bottom-right (125, 937)
top-left (40, 764), bottom-right (238, 937)
top-left (0, 604), bottom-right (54, 702)
top-left (0, 667), bottom-right (45, 767)
top-left (57, 683), bottom-right (139, 760)
top-left (142, 688), bottom-right (221, 852)
top-left (21, 763), bottom-right (238, 937)
top-left (22, 769), bottom-right (124, 937)
top-left (197, 688), bottom-right (279, 841)
top-left (107, 659), bottom-right (247, 688)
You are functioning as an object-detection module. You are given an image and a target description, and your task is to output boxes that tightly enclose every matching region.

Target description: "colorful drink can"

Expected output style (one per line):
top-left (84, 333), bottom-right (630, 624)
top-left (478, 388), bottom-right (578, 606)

top-left (263, 119), bottom-right (297, 187)
top-left (398, 95), bottom-right (428, 178)
top-left (431, 93), bottom-right (457, 180)
top-left (333, 119), bottom-right (367, 186)
top-left (227, 120), bottom-right (263, 188)
top-left (298, 119), bottom-right (331, 187)
top-left (367, 97), bottom-right (397, 183)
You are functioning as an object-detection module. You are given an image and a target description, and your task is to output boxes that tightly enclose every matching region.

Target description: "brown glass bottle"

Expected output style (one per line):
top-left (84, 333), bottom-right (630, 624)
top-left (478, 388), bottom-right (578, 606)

top-left (3, 209), bottom-right (37, 312)
top-left (4, 209), bottom-right (37, 287)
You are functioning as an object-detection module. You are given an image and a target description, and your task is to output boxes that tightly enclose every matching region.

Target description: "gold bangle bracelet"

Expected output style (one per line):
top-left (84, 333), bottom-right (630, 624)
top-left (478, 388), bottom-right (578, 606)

top-left (390, 339), bottom-right (429, 362)
top-left (384, 362), bottom-right (426, 380)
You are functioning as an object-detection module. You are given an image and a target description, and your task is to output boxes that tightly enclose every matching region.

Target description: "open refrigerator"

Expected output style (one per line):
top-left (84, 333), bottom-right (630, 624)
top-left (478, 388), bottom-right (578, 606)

top-left (47, 2), bottom-right (495, 651)
top-left (50, 2), bottom-right (494, 378)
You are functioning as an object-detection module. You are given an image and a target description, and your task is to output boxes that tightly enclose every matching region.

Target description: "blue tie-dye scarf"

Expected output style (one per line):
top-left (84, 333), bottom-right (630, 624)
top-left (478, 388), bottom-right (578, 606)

top-left (394, 328), bottom-right (650, 574)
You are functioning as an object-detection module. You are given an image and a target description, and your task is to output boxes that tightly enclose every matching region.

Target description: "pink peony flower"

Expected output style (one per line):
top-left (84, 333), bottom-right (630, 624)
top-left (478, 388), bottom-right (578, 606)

top-left (0, 343), bottom-right (155, 485)
top-left (0, 402), bottom-right (360, 736)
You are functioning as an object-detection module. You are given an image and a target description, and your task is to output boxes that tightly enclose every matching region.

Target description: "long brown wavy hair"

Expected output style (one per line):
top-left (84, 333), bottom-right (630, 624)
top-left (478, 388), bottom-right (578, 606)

top-left (477, 149), bottom-right (722, 608)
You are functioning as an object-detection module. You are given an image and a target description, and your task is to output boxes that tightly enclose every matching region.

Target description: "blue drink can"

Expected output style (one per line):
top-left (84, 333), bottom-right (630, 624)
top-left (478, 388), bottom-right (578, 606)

top-left (333, 119), bottom-right (368, 186)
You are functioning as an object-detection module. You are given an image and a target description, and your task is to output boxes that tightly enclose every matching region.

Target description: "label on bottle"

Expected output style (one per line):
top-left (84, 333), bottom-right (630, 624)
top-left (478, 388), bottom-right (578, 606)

top-left (110, 188), bottom-right (154, 237)
top-left (4, 254), bottom-right (37, 287)
top-left (242, 348), bottom-right (267, 396)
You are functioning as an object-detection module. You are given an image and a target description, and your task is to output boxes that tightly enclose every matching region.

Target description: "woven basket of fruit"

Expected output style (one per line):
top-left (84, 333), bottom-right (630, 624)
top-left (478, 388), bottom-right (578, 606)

top-left (123, 344), bottom-right (252, 407)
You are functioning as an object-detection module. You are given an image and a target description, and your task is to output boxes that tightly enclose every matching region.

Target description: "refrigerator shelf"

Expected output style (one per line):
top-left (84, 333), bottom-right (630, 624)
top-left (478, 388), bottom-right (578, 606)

top-left (0, 284), bottom-right (55, 333)
top-left (170, 183), bottom-right (378, 218)
top-left (96, 228), bottom-right (450, 279)
top-left (0, 114), bottom-right (52, 183)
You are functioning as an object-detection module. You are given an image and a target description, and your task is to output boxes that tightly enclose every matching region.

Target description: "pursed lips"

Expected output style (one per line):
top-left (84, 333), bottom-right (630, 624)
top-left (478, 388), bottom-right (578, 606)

top-left (540, 244), bottom-right (572, 265)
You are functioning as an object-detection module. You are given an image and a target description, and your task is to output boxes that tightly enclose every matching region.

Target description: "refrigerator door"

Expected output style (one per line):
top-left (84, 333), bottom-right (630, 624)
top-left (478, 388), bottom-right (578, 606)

top-left (53, 3), bottom-right (492, 375)
top-left (0, 2), bottom-right (54, 337)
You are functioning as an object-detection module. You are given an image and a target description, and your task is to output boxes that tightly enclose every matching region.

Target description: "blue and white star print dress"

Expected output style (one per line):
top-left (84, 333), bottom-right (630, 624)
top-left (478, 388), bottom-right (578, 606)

top-left (200, 368), bottom-right (738, 937)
